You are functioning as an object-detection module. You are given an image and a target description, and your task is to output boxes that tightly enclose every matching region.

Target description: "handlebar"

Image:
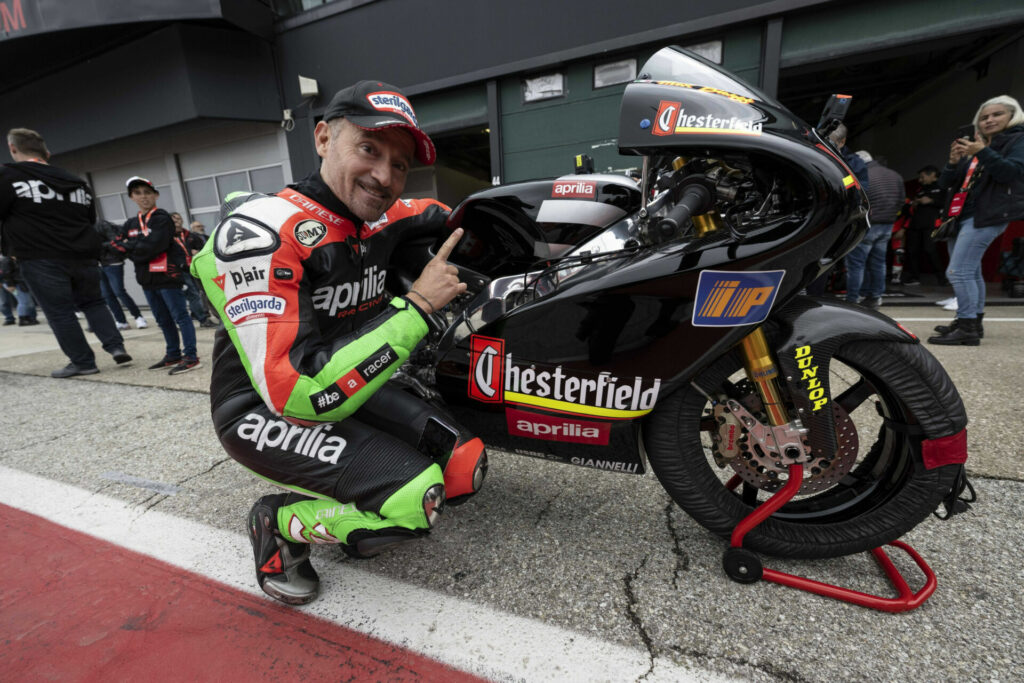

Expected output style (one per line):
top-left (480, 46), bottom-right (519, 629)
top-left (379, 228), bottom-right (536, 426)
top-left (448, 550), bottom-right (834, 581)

top-left (653, 178), bottom-right (716, 240)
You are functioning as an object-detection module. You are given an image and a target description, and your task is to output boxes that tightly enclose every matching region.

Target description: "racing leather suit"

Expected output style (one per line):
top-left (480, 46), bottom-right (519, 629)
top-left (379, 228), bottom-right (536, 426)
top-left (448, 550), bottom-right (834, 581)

top-left (191, 172), bottom-right (484, 551)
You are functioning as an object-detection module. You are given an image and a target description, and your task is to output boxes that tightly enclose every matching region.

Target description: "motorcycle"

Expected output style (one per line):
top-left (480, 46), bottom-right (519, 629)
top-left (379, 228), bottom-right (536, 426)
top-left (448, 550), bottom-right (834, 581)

top-left (391, 45), bottom-right (970, 563)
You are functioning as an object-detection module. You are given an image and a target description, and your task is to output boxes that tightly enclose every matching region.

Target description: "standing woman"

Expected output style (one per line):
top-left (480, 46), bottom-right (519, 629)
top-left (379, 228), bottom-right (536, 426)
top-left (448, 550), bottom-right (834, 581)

top-left (929, 95), bottom-right (1024, 346)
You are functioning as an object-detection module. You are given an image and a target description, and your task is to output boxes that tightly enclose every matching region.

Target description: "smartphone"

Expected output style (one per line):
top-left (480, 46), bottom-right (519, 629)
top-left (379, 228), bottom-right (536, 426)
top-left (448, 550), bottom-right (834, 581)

top-left (955, 124), bottom-right (974, 141)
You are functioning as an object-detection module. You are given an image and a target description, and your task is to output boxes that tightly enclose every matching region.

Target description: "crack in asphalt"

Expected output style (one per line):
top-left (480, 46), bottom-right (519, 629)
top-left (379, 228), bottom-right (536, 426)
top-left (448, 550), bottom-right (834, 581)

top-left (175, 456), bottom-right (232, 486)
top-left (663, 499), bottom-right (690, 589)
top-left (671, 645), bottom-right (811, 683)
top-left (623, 555), bottom-right (655, 681)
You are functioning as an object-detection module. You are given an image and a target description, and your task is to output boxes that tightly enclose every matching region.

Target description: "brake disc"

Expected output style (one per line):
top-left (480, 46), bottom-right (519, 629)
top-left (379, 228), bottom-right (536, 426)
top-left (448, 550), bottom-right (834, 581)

top-left (711, 385), bottom-right (859, 494)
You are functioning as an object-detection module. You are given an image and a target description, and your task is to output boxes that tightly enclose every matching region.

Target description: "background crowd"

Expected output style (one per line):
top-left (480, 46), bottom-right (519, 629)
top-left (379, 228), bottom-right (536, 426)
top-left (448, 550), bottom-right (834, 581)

top-left (0, 129), bottom-right (220, 377)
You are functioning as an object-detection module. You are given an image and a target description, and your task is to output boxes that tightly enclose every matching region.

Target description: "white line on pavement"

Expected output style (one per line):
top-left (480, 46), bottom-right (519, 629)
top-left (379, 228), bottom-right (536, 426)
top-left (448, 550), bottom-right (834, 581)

top-left (893, 317), bottom-right (1024, 322)
top-left (0, 465), bottom-right (733, 683)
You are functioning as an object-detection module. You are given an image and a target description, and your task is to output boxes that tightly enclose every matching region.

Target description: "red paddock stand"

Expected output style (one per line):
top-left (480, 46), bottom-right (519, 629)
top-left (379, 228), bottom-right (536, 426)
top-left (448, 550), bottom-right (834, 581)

top-left (722, 464), bottom-right (937, 613)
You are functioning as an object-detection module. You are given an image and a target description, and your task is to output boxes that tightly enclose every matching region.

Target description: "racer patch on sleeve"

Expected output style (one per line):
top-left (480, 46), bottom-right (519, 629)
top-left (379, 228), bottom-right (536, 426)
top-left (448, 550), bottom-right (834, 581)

top-left (310, 344), bottom-right (399, 415)
top-left (214, 215), bottom-right (280, 261)
top-left (692, 270), bottom-right (784, 327)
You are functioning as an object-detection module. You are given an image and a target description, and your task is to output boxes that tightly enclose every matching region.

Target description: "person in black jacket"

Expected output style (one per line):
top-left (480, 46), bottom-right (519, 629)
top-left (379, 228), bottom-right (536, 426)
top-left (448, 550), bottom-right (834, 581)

top-left (897, 165), bottom-right (947, 286)
top-left (170, 211), bottom-right (217, 329)
top-left (95, 219), bottom-right (146, 330)
top-left (113, 177), bottom-right (199, 373)
top-left (0, 128), bottom-right (131, 376)
top-left (844, 151), bottom-right (904, 308)
top-left (929, 95), bottom-right (1024, 346)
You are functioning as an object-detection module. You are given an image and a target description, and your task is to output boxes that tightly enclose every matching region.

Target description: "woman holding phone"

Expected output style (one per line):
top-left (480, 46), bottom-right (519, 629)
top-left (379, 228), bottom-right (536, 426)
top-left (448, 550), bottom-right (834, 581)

top-left (929, 95), bottom-right (1024, 346)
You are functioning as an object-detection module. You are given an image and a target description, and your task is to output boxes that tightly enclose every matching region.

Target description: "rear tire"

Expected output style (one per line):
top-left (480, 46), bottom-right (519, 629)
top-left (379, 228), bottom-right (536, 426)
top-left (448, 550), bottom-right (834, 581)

top-left (644, 340), bottom-right (965, 559)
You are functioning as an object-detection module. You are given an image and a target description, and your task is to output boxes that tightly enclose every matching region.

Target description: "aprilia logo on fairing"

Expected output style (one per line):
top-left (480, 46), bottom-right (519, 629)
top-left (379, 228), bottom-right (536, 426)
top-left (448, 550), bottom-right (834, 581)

top-left (468, 335), bottom-right (661, 418)
top-left (794, 345), bottom-right (828, 412)
top-left (506, 407), bottom-right (610, 445)
top-left (12, 180), bottom-right (90, 206)
top-left (652, 100), bottom-right (763, 137)
top-left (691, 270), bottom-right (784, 327)
top-left (551, 181), bottom-right (596, 199)
top-left (366, 91), bottom-right (418, 125)
top-left (236, 413), bottom-right (347, 464)
top-left (311, 265), bottom-right (386, 317)
top-left (224, 294), bottom-right (285, 324)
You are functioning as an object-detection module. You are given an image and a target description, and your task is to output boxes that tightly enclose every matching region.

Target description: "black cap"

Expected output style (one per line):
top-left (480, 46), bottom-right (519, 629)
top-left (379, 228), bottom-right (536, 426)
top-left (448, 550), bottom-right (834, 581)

top-left (323, 80), bottom-right (436, 165)
top-left (125, 176), bottom-right (158, 195)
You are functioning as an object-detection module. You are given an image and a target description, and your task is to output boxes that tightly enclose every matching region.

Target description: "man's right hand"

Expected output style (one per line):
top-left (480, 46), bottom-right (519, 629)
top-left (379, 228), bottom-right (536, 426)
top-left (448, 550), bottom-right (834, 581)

top-left (407, 228), bottom-right (467, 314)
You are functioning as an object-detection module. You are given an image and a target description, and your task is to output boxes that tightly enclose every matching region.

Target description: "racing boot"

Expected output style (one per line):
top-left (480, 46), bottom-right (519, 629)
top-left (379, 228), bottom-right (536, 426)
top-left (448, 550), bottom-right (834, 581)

top-left (927, 317), bottom-right (980, 346)
top-left (933, 312), bottom-right (984, 338)
top-left (247, 493), bottom-right (319, 605)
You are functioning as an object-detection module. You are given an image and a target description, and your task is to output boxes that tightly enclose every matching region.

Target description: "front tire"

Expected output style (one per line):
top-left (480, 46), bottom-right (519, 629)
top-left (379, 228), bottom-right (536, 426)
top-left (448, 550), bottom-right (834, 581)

top-left (644, 340), bottom-right (965, 559)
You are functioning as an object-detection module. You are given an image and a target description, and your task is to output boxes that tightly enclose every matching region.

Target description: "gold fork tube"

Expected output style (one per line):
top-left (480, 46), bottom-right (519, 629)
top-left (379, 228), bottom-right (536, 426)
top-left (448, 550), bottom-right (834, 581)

top-left (739, 327), bottom-right (789, 427)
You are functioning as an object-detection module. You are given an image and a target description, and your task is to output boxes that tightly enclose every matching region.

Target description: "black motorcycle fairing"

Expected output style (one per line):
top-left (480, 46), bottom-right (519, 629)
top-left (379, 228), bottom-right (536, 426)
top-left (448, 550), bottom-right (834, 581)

top-left (766, 296), bottom-right (920, 458)
top-left (445, 175), bottom-right (642, 279)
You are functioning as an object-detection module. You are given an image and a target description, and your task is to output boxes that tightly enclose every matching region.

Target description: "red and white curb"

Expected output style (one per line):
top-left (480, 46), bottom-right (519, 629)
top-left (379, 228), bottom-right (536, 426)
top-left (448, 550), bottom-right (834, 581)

top-left (0, 466), bottom-right (732, 682)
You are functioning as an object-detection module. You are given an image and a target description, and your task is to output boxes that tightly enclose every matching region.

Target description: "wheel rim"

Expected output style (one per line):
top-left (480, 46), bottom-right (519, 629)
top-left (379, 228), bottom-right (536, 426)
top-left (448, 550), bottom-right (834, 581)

top-left (697, 350), bottom-right (915, 524)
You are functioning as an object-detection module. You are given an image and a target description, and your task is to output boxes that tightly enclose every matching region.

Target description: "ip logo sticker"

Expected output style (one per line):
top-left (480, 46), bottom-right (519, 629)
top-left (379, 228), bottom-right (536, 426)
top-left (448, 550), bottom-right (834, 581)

top-left (692, 270), bottom-right (784, 327)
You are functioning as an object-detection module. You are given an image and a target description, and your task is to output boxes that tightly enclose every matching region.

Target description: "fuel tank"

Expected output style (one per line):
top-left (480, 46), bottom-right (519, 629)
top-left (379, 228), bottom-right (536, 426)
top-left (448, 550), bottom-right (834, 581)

top-left (445, 174), bottom-right (641, 278)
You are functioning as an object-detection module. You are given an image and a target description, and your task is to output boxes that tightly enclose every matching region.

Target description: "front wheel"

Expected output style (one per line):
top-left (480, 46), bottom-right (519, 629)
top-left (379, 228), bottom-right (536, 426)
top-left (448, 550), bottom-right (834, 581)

top-left (643, 340), bottom-right (965, 559)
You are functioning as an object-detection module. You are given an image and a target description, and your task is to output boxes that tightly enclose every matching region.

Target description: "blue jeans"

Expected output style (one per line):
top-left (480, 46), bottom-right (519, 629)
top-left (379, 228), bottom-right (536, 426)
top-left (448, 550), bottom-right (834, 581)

top-left (946, 216), bottom-right (1008, 319)
top-left (143, 287), bottom-right (197, 359)
top-left (99, 263), bottom-right (142, 323)
top-left (19, 258), bottom-right (124, 368)
top-left (13, 283), bottom-right (36, 319)
top-left (845, 222), bottom-right (892, 301)
top-left (1, 287), bottom-right (16, 322)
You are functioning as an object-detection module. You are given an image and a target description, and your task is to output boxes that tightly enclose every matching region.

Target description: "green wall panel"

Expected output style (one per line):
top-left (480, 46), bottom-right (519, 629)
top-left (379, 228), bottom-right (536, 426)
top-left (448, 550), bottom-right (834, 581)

top-left (412, 84), bottom-right (488, 134)
top-left (781, 0), bottom-right (1024, 65)
top-left (497, 25), bottom-right (766, 182)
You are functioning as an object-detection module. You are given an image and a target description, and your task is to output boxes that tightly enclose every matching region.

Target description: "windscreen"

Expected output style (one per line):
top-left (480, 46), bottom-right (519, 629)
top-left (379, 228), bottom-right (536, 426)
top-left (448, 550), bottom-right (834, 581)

top-left (638, 46), bottom-right (782, 109)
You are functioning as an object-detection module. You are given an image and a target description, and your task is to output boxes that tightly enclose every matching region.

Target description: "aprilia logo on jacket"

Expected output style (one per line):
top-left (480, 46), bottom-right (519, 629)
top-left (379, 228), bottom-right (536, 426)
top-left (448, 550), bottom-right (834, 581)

top-left (311, 265), bottom-right (386, 317)
top-left (12, 180), bottom-right (91, 206)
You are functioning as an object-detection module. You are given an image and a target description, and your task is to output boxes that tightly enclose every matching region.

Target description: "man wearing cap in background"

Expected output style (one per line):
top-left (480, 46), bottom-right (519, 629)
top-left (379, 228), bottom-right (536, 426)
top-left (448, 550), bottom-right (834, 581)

top-left (112, 177), bottom-right (199, 374)
top-left (191, 80), bottom-right (488, 605)
top-left (0, 127), bottom-right (132, 377)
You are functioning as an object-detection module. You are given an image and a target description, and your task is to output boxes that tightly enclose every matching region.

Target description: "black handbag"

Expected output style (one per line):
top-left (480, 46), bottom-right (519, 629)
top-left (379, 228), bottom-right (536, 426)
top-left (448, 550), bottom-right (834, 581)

top-left (931, 216), bottom-right (959, 241)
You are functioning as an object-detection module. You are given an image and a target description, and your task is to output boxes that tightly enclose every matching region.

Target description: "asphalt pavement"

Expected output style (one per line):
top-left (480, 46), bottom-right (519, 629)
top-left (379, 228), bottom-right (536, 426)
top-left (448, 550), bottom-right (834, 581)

top-left (1, 299), bottom-right (1022, 682)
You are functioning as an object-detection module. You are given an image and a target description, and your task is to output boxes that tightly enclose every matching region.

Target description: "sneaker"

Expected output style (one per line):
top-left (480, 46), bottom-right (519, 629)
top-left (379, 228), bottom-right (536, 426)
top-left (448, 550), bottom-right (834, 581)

top-left (148, 355), bottom-right (181, 370)
top-left (135, 316), bottom-right (148, 329)
top-left (2, 319), bottom-right (15, 326)
top-left (199, 318), bottom-right (219, 328)
top-left (860, 296), bottom-right (882, 309)
top-left (168, 356), bottom-right (201, 375)
top-left (902, 279), bottom-right (920, 286)
top-left (116, 321), bottom-right (129, 330)
top-left (18, 318), bottom-right (39, 326)
top-left (942, 298), bottom-right (959, 312)
top-left (51, 363), bottom-right (100, 378)
top-left (247, 494), bottom-right (319, 605)
top-left (111, 347), bottom-right (132, 365)
top-left (937, 296), bottom-right (956, 307)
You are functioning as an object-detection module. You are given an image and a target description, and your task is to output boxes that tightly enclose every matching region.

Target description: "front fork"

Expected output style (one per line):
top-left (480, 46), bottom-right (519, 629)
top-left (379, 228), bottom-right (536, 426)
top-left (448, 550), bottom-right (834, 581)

top-left (738, 327), bottom-right (790, 428)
